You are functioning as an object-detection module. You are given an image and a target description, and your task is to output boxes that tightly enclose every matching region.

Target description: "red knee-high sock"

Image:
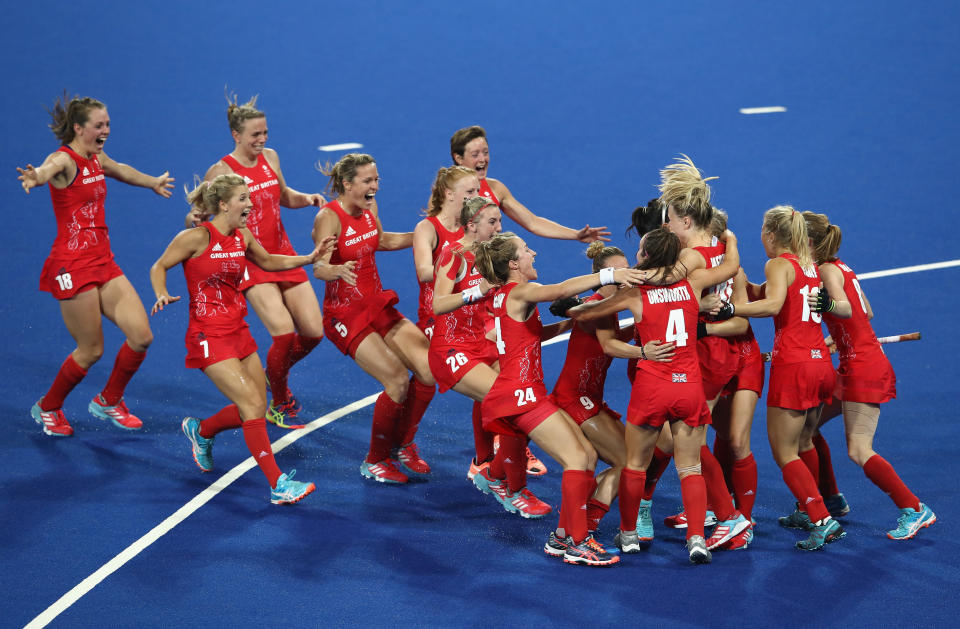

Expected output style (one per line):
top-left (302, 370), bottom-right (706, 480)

top-left (680, 474), bottom-right (709, 539)
top-left (288, 333), bottom-right (322, 366)
top-left (498, 434), bottom-right (528, 493)
top-left (813, 433), bottom-right (840, 496)
top-left (798, 447), bottom-right (820, 487)
top-left (731, 454), bottom-right (758, 520)
top-left (618, 468), bottom-right (646, 532)
top-left (781, 459), bottom-right (829, 522)
top-left (398, 377), bottom-right (435, 447)
top-left (242, 417), bottom-right (282, 487)
top-left (642, 447), bottom-right (672, 501)
top-left (472, 401), bottom-right (495, 464)
top-left (366, 392), bottom-right (404, 463)
top-left (713, 433), bottom-right (735, 490)
top-left (41, 354), bottom-right (88, 410)
top-left (488, 438), bottom-right (509, 481)
top-left (100, 342), bottom-right (147, 405)
top-left (265, 332), bottom-right (296, 404)
top-left (200, 404), bottom-right (243, 438)
top-left (863, 454), bottom-right (921, 511)
top-left (701, 446), bottom-right (737, 520)
top-left (561, 470), bottom-right (593, 544)
top-left (586, 498), bottom-right (610, 533)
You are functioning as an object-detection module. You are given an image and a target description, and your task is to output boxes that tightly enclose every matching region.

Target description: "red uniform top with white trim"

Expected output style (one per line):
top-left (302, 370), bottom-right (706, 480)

top-left (479, 179), bottom-right (500, 206)
top-left (417, 216), bottom-right (465, 323)
top-left (47, 146), bottom-right (110, 261)
top-left (552, 293), bottom-right (615, 401)
top-left (822, 259), bottom-right (888, 367)
top-left (183, 222), bottom-right (248, 335)
top-left (221, 153), bottom-right (296, 256)
top-left (322, 200), bottom-right (398, 319)
top-left (431, 243), bottom-right (489, 347)
top-left (771, 253), bottom-right (832, 366)
top-left (482, 283), bottom-right (548, 417)
top-left (635, 279), bottom-right (701, 383)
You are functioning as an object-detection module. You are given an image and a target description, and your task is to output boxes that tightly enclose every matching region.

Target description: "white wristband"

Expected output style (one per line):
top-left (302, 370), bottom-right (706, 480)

top-left (462, 285), bottom-right (483, 304)
top-left (599, 267), bottom-right (616, 286)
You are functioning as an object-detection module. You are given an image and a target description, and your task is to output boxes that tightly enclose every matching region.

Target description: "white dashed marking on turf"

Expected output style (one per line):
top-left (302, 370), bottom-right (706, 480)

top-left (26, 256), bottom-right (960, 627)
top-left (739, 106), bottom-right (787, 114)
top-left (317, 142), bottom-right (364, 151)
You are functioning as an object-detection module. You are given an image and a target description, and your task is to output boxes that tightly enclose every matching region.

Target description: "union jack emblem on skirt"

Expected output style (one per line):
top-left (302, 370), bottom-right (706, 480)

top-left (811, 349), bottom-right (822, 359)
top-left (672, 373), bottom-right (687, 383)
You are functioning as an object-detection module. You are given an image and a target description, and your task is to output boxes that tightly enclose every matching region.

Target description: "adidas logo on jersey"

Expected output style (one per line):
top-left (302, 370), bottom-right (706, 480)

top-left (344, 226), bottom-right (356, 236)
top-left (243, 176), bottom-right (254, 184)
top-left (82, 167), bottom-right (90, 176)
top-left (211, 242), bottom-right (223, 252)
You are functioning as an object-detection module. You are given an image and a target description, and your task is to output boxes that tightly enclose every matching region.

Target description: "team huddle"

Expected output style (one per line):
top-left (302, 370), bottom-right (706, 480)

top-left (17, 92), bottom-right (936, 567)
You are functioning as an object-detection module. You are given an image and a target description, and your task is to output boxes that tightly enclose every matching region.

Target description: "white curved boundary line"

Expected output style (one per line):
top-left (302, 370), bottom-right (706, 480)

top-left (26, 259), bottom-right (960, 627)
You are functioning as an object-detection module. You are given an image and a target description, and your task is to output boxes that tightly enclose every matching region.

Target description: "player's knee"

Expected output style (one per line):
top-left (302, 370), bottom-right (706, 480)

top-left (129, 329), bottom-right (153, 352)
top-left (76, 342), bottom-right (104, 367)
top-left (847, 445), bottom-right (873, 467)
top-left (729, 433), bottom-right (751, 459)
top-left (383, 373), bottom-right (409, 403)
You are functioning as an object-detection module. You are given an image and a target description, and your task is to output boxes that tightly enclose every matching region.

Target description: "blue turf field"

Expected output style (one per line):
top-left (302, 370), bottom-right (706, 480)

top-left (3, 2), bottom-right (959, 627)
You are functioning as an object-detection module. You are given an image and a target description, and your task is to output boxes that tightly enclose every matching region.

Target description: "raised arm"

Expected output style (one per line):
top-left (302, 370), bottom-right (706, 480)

top-left (17, 150), bottom-right (74, 193)
top-left (244, 229), bottom-right (332, 271)
top-left (512, 267), bottom-right (648, 305)
top-left (432, 250), bottom-right (492, 315)
top-left (569, 286), bottom-right (641, 322)
top-left (493, 178), bottom-right (610, 242)
top-left (99, 151), bottom-right (174, 197)
top-left (262, 149), bottom-right (326, 209)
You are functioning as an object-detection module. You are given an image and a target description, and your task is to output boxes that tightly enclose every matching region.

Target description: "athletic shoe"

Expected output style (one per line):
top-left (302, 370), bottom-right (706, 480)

top-left (31, 400), bottom-right (73, 437)
top-left (507, 487), bottom-right (552, 519)
top-left (796, 518), bottom-right (846, 550)
top-left (615, 529), bottom-right (643, 554)
top-left (544, 531), bottom-right (572, 557)
top-left (266, 396), bottom-right (304, 430)
top-left (720, 524), bottom-right (754, 550)
top-left (88, 395), bottom-right (143, 430)
top-left (270, 469), bottom-right (316, 504)
top-left (182, 417), bottom-right (214, 472)
top-left (360, 459), bottom-right (409, 484)
top-left (473, 468), bottom-right (517, 513)
top-left (526, 447), bottom-right (548, 476)
top-left (664, 509), bottom-right (717, 529)
top-left (706, 512), bottom-right (751, 550)
top-left (563, 535), bottom-right (620, 566)
top-left (887, 503), bottom-right (937, 540)
top-left (396, 442), bottom-right (431, 475)
top-left (824, 493), bottom-right (851, 518)
top-left (636, 499), bottom-right (654, 541)
top-left (686, 535), bottom-right (712, 564)
top-left (467, 457), bottom-right (490, 482)
top-left (778, 504), bottom-right (813, 530)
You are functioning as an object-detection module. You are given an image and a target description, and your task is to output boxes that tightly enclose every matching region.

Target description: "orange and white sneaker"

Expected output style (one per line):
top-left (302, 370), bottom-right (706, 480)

top-left (31, 400), bottom-right (73, 437)
top-left (525, 447), bottom-right (548, 476)
top-left (88, 395), bottom-right (143, 430)
top-left (467, 457), bottom-right (490, 482)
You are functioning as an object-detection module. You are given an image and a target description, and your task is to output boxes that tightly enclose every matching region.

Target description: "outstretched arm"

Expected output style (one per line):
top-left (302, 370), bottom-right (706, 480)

top-left (244, 230), bottom-right (333, 271)
top-left (17, 151), bottom-right (73, 193)
top-left (99, 152), bottom-right (174, 197)
top-left (150, 228), bottom-right (207, 314)
top-left (494, 178), bottom-right (610, 242)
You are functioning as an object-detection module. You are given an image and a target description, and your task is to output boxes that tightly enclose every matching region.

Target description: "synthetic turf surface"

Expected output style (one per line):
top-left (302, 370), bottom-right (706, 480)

top-left (3, 2), bottom-right (959, 627)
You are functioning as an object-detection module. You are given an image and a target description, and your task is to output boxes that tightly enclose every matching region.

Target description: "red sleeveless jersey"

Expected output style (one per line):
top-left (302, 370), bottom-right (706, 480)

top-left (47, 146), bottom-right (110, 261)
top-left (482, 283), bottom-right (548, 417)
top-left (478, 178), bottom-right (501, 205)
top-left (771, 253), bottom-right (831, 365)
top-left (822, 260), bottom-right (886, 366)
top-left (635, 280), bottom-right (701, 383)
top-left (417, 216), bottom-right (465, 323)
top-left (552, 293), bottom-right (615, 401)
top-left (183, 222), bottom-right (248, 334)
top-left (322, 200), bottom-right (397, 318)
top-left (221, 153), bottom-right (296, 255)
top-left (431, 243), bottom-right (489, 347)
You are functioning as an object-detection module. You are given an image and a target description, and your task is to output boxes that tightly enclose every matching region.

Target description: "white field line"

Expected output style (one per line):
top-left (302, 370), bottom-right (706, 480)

top-left (317, 142), bottom-right (364, 151)
top-left (739, 106), bottom-right (787, 114)
top-left (26, 258), bottom-right (960, 627)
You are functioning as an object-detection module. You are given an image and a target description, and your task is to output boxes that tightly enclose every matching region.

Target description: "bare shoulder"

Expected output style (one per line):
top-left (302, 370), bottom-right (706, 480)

top-left (205, 160), bottom-right (233, 180)
top-left (262, 148), bottom-right (281, 170)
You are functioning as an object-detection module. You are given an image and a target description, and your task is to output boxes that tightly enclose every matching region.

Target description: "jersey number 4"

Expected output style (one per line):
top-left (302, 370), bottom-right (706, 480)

top-left (665, 308), bottom-right (689, 346)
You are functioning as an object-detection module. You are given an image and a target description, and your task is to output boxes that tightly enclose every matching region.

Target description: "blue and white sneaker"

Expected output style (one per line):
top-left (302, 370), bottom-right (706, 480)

top-left (887, 503), bottom-right (936, 540)
top-left (270, 470), bottom-right (316, 504)
top-left (182, 417), bottom-right (214, 472)
top-left (636, 499), bottom-right (654, 541)
top-left (797, 518), bottom-right (846, 550)
top-left (706, 512), bottom-right (751, 550)
top-left (824, 493), bottom-right (850, 518)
